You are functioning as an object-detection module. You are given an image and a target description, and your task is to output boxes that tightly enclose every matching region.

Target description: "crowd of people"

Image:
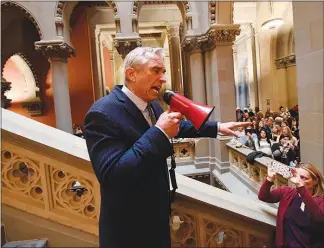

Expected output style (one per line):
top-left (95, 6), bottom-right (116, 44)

top-left (234, 105), bottom-right (300, 166)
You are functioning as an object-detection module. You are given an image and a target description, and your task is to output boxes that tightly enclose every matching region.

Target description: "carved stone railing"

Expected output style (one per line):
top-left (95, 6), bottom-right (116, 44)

top-left (1, 109), bottom-right (276, 247)
top-left (172, 138), bottom-right (195, 161)
top-left (227, 143), bottom-right (289, 194)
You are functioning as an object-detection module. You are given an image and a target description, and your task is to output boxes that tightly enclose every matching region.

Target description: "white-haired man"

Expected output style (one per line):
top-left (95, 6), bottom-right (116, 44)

top-left (84, 47), bottom-right (249, 248)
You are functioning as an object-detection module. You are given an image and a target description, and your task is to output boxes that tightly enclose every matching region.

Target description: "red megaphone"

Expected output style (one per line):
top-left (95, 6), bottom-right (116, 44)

top-left (163, 90), bottom-right (215, 131)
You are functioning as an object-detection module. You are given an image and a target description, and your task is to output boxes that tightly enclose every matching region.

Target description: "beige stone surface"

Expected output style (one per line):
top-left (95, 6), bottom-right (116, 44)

top-left (293, 2), bottom-right (324, 172)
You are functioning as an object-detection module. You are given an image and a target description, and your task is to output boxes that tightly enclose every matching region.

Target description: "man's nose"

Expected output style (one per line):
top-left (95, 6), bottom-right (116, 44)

top-left (160, 74), bottom-right (166, 84)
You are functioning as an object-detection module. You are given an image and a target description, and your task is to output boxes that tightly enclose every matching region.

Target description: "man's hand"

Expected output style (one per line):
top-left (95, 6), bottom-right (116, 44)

top-left (156, 111), bottom-right (183, 139)
top-left (219, 122), bottom-right (251, 137)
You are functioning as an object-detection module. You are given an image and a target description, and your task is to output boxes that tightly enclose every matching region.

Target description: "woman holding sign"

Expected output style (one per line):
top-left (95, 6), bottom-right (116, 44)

top-left (258, 163), bottom-right (324, 248)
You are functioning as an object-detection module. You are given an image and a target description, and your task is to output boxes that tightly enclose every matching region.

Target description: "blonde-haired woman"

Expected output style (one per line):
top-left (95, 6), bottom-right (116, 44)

top-left (258, 163), bottom-right (324, 247)
top-left (281, 126), bottom-right (298, 146)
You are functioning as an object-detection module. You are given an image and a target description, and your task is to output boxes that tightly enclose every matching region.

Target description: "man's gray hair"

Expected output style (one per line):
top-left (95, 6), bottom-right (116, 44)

top-left (123, 47), bottom-right (164, 72)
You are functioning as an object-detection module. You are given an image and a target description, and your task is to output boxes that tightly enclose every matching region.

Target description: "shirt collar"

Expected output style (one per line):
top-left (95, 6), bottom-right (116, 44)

top-left (122, 85), bottom-right (148, 112)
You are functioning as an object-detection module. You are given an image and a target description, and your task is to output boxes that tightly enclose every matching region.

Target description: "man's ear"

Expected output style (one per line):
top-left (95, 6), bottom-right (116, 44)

top-left (125, 67), bottom-right (136, 83)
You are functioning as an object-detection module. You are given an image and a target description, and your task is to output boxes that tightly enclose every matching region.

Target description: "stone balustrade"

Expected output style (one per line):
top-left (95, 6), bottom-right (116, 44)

top-left (226, 143), bottom-right (289, 194)
top-left (1, 109), bottom-right (276, 247)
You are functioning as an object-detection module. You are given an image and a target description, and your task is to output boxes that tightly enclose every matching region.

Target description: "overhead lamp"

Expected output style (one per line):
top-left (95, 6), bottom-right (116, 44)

top-left (261, 1), bottom-right (284, 30)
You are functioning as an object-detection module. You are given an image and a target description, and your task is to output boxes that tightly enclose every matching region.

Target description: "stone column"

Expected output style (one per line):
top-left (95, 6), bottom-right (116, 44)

top-left (35, 40), bottom-right (75, 133)
top-left (292, 2), bottom-right (324, 172)
top-left (182, 38), bottom-right (207, 104)
top-left (167, 23), bottom-right (183, 94)
top-left (183, 24), bottom-right (241, 177)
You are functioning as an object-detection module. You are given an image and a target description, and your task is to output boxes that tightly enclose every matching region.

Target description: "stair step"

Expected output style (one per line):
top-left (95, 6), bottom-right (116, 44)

top-left (3, 239), bottom-right (47, 248)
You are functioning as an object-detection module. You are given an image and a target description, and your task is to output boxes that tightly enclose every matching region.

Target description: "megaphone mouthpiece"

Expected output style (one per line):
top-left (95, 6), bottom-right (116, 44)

top-left (163, 90), bottom-right (175, 105)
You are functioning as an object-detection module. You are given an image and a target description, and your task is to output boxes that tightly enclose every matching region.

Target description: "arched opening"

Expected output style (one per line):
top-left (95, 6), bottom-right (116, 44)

top-left (136, 2), bottom-right (183, 108)
top-left (66, 1), bottom-right (116, 128)
top-left (1, 2), bottom-right (53, 126)
top-left (3, 54), bottom-right (39, 103)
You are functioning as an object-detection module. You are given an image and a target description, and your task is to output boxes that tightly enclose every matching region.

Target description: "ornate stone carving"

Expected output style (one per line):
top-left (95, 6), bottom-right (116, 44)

top-left (204, 219), bottom-right (243, 247)
top-left (167, 24), bottom-right (180, 42)
top-left (16, 53), bottom-right (41, 95)
top-left (113, 37), bottom-right (142, 59)
top-left (173, 138), bottom-right (195, 159)
top-left (209, 1), bottom-right (216, 24)
top-left (35, 41), bottom-right (76, 60)
top-left (22, 100), bottom-right (44, 116)
top-left (182, 25), bottom-right (241, 53)
top-left (1, 150), bottom-right (44, 205)
top-left (248, 234), bottom-right (270, 247)
top-left (1, 1), bottom-right (43, 39)
top-left (183, 1), bottom-right (190, 13)
top-left (55, 18), bottom-right (64, 37)
top-left (1, 77), bottom-right (12, 109)
top-left (55, 1), bottom-right (65, 18)
top-left (50, 167), bottom-right (98, 219)
top-left (56, 1), bottom-right (117, 19)
top-left (171, 207), bottom-right (197, 247)
top-left (275, 54), bottom-right (296, 69)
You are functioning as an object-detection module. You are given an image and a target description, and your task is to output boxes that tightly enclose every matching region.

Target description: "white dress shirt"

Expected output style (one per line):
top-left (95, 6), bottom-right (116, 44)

top-left (122, 85), bottom-right (170, 139)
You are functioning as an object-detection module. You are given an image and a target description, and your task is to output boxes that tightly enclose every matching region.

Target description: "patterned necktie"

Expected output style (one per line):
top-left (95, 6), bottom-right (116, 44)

top-left (147, 103), bottom-right (157, 126)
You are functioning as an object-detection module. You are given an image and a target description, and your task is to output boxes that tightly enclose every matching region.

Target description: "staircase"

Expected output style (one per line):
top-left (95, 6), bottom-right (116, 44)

top-left (1, 109), bottom-right (277, 247)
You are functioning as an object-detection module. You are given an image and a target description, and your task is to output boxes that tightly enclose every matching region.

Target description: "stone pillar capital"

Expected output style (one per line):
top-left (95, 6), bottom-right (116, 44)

top-left (113, 37), bottom-right (142, 59)
top-left (34, 40), bottom-right (76, 61)
top-left (167, 24), bottom-right (180, 41)
top-left (182, 24), bottom-right (241, 53)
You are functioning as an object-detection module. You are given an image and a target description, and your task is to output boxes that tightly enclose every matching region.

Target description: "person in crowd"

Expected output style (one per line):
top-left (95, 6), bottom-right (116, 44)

top-left (281, 120), bottom-right (289, 128)
top-left (258, 163), bottom-right (324, 248)
top-left (267, 117), bottom-right (274, 129)
top-left (263, 118), bottom-right (272, 135)
top-left (289, 105), bottom-right (299, 121)
top-left (256, 111), bottom-right (264, 120)
top-left (83, 47), bottom-right (250, 248)
top-left (288, 118), bottom-right (299, 139)
top-left (281, 126), bottom-right (298, 146)
top-left (279, 106), bottom-right (291, 119)
top-left (265, 106), bottom-right (273, 118)
top-left (236, 107), bottom-right (244, 122)
top-left (245, 128), bottom-right (256, 150)
top-left (254, 128), bottom-right (272, 156)
top-left (256, 120), bottom-right (271, 138)
top-left (242, 112), bottom-right (250, 122)
top-left (271, 125), bottom-right (282, 143)
top-left (272, 136), bottom-right (297, 165)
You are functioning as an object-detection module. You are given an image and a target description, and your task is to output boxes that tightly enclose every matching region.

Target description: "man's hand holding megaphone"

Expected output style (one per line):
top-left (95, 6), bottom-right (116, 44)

top-left (163, 90), bottom-right (250, 137)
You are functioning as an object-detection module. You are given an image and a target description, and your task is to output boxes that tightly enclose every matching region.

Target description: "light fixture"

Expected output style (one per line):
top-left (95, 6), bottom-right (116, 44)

top-left (261, 1), bottom-right (284, 30)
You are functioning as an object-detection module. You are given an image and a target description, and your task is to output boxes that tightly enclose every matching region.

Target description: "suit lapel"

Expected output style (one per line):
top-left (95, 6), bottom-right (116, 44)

top-left (113, 86), bottom-right (150, 132)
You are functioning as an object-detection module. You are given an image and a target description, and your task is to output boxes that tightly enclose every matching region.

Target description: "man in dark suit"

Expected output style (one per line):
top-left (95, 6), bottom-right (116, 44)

top-left (84, 47), bottom-right (249, 248)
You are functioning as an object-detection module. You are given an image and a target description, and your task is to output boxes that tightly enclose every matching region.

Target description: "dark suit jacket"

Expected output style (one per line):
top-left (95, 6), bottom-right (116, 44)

top-left (84, 86), bottom-right (218, 248)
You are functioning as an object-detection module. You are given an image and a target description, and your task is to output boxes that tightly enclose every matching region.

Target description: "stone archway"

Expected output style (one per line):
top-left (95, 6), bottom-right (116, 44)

top-left (1, 1), bottom-right (43, 39)
top-left (3, 53), bottom-right (40, 103)
top-left (54, 1), bottom-right (117, 42)
top-left (131, 1), bottom-right (192, 34)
